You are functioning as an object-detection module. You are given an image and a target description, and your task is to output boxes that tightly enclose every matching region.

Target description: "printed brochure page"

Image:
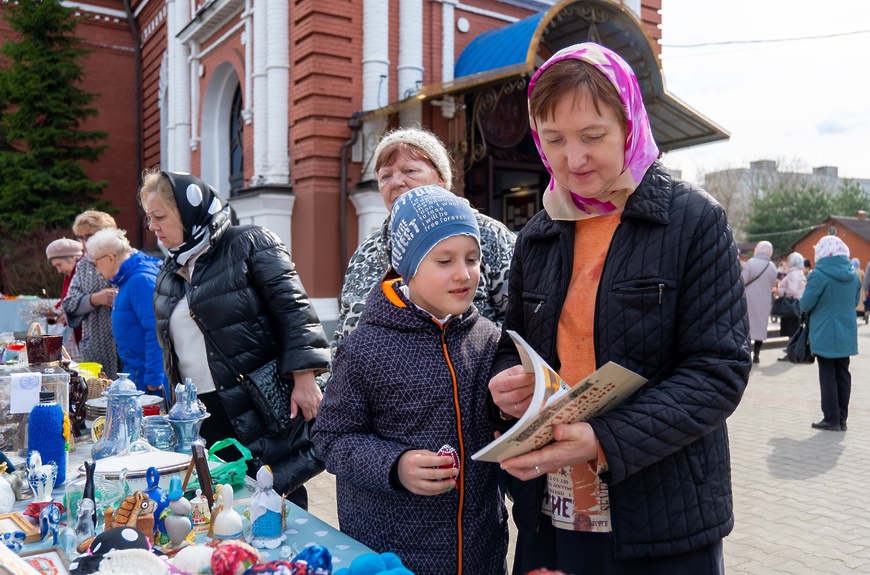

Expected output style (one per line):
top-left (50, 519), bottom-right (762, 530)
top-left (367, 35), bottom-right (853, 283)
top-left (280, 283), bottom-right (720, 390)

top-left (472, 330), bottom-right (647, 463)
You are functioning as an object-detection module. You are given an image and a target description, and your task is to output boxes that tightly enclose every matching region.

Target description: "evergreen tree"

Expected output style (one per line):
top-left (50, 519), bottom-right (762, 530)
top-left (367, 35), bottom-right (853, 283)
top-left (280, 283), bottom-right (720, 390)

top-left (0, 0), bottom-right (107, 236)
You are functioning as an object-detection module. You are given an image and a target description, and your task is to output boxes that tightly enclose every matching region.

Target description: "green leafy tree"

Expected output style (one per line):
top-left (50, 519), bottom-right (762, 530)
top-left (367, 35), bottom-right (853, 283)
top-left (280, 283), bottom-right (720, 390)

top-left (0, 0), bottom-right (107, 235)
top-left (744, 182), bottom-right (833, 254)
top-left (831, 180), bottom-right (870, 217)
top-left (0, 1), bottom-right (109, 295)
top-left (745, 180), bottom-right (870, 255)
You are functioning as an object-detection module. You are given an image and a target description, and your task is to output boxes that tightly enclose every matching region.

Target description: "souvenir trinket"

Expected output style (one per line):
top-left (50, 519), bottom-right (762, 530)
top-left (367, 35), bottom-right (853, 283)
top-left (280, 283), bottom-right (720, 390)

top-left (247, 466), bottom-right (286, 549)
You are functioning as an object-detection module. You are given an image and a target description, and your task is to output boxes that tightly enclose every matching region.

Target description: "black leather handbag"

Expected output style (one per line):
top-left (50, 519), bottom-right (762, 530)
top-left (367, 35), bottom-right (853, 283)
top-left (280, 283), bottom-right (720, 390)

top-left (188, 306), bottom-right (325, 493)
top-left (786, 316), bottom-right (814, 364)
top-left (242, 358), bottom-right (293, 436)
top-left (199, 333), bottom-right (293, 436)
top-left (771, 296), bottom-right (801, 319)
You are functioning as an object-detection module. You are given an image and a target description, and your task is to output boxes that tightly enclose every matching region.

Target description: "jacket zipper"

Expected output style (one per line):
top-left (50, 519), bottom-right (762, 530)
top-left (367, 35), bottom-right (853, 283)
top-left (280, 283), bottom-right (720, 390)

top-left (593, 221), bottom-right (621, 545)
top-left (437, 321), bottom-right (465, 575)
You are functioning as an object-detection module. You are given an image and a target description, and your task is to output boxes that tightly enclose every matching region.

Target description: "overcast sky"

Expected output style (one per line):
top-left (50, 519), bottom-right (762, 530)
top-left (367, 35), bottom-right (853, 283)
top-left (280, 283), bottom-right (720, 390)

top-left (658, 0), bottom-right (870, 184)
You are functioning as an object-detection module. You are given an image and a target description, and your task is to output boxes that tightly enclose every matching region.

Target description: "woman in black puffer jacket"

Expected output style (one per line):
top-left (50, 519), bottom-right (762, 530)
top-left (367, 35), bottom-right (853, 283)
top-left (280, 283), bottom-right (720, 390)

top-left (140, 170), bottom-right (330, 508)
top-left (487, 43), bottom-right (750, 574)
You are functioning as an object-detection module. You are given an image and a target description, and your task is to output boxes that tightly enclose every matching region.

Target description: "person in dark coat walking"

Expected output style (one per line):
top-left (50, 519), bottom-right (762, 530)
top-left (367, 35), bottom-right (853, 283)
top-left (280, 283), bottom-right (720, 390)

top-left (313, 186), bottom-right (508, 575)
top-left (141, 170), bottom-right (330, 508)
top-left (801, 235), bottom-right (861, 431)
top-left (487, 43), bottom-right (750, 574)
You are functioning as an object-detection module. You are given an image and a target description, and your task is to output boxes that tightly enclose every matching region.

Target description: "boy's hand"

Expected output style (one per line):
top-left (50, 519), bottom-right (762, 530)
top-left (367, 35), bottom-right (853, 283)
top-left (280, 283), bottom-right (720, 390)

top-left (397, 450), bottom-right (458, 495)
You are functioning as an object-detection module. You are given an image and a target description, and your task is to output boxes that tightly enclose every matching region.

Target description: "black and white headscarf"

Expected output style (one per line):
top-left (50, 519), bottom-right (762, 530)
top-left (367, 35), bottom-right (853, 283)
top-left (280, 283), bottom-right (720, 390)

top-left (164, 172), bottom-right (231, 266)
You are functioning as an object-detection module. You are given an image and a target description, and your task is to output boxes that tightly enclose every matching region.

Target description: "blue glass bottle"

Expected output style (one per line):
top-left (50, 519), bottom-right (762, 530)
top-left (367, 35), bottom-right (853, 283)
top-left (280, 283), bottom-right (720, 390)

top-left (28, 390), bottom-right (67, 485)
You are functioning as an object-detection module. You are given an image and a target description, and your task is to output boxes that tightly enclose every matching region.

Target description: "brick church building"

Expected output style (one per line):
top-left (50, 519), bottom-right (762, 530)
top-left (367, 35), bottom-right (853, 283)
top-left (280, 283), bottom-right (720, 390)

top-left (0, 0), bottom-right (726, 324)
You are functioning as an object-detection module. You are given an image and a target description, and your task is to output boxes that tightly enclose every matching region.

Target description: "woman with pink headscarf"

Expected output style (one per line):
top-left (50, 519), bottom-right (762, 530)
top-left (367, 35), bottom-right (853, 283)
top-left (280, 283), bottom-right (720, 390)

top-left (801, 235), bottom-right (861, 431)
top-left (487, 43), bottom-right (749, 573)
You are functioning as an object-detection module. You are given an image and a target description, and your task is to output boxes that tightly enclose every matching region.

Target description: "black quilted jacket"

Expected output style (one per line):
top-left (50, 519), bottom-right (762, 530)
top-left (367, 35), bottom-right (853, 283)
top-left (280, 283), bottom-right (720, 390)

top-left (492, 162), bottom-right (751, 560)
top-left (153, 224), bottom-right (330, 492)
top-left (313, 280), bottom-right (509, 575)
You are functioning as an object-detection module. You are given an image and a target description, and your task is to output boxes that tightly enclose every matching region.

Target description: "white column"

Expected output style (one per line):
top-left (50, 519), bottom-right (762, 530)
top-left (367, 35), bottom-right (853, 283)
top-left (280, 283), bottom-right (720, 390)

top-left (252, 0), bottom-right (268, 182)
top-left (437, 0), bottom-right (457, 118)
top-left (230, 193), bottom-right (296, 253)
top-left (350, 192), bottom-right (389, 243)
top-left (189, 41), bottom-right (201, 152)
top-left (442, 0), bottom-right (456, 83)
top-left (241, 0), bottom-right (254, 125)
top-left (361, 0), bottom-right (390, 182)
top-left (265, 0), bottom-right (290, 184)
top-left (398, 0), bottom-right (423, 126)
top-left (167, 0), bottom-right (191, 173)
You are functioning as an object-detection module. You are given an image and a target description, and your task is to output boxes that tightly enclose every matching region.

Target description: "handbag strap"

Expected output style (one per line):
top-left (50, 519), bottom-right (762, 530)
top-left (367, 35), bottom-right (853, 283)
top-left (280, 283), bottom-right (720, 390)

top-left (183, 284), bottom-right (246, 386)
top-left (743, 265), bottom-right (766, 288)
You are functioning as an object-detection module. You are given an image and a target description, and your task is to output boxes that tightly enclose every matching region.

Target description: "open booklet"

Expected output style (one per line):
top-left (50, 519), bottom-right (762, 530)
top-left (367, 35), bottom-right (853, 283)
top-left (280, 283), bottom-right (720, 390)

top-left (472, 330), bottom-right (647, 463)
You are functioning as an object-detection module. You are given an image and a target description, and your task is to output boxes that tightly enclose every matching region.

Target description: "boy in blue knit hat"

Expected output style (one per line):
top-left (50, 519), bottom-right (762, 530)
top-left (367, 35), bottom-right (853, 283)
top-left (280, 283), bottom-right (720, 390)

top-left (313, 185), bottom-right (509, 575)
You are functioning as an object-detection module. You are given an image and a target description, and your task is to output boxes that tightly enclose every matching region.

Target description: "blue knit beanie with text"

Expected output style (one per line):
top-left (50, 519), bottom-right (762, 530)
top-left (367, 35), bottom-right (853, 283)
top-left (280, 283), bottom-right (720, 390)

top-left (390, 185), bottom-right (479, 280)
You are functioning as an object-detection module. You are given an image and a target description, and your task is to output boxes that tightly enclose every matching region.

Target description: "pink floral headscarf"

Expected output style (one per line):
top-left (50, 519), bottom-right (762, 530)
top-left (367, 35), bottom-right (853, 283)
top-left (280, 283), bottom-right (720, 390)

top-left (528, 43), bottom-right (659, 220)
top-left (814, 235), bottom-right (850, 261)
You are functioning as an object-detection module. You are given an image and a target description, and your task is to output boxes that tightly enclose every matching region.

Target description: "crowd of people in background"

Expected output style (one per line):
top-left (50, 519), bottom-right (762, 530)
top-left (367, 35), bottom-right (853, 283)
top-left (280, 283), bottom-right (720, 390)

top-left (740, 236), bottom-right (861, 434)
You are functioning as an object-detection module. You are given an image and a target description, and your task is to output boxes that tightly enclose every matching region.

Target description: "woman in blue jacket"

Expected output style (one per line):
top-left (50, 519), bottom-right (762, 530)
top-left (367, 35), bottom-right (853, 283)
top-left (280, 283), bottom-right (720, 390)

top-left (86, 228), bottom-right (168, 397)
top-left (801, 235), bottom-right (861, 431)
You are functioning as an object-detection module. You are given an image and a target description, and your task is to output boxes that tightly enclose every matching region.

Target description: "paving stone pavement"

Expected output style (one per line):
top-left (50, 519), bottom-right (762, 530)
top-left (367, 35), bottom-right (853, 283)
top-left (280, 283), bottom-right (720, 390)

top-left (307, 320), bottom-right (870, 574)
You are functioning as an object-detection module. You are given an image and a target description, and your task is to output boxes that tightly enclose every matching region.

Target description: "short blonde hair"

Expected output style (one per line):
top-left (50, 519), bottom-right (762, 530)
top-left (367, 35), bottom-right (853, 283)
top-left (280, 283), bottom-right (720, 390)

top-left (72, 211), bottom-right (117, 238)
top-left (138, 168), bottom-right (177, 213)
top-left (86, 228), bottom-right (131, 260)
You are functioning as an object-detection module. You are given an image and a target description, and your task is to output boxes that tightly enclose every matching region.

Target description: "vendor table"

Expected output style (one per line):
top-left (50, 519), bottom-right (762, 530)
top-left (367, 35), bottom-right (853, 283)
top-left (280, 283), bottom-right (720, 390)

top-left (6, 440), bottom-right (373, 569)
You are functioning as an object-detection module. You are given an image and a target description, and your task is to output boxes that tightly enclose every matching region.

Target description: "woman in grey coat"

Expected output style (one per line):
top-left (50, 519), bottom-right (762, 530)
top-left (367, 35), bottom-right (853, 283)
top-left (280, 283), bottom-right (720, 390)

top-left (740, 241), bottom-right (778, 363)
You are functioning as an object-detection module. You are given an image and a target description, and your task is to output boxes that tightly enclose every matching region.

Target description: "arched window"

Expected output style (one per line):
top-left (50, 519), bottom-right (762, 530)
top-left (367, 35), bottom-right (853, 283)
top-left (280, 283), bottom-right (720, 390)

top-left (229, 85), bottom-right (244, 193)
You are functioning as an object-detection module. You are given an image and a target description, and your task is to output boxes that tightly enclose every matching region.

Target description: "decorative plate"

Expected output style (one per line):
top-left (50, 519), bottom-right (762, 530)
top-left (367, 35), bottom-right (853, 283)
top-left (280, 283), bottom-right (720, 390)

top-left (85, 395), bottom-right (163, 409)
top-left (79, 440), bottom-right (192, 479)
top-left (90, 416), bottom-right (106, 442)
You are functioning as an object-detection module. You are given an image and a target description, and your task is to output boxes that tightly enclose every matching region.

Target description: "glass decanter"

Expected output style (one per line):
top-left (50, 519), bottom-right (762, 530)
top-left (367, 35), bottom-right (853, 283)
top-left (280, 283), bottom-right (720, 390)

top-left (91, 373), bottom-right (144, 460)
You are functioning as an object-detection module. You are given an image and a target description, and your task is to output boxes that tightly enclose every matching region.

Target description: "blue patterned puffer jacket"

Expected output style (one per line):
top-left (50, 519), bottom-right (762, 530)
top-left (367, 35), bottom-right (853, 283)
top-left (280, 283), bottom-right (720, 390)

top-left (313, 279), bottom-right (508, 575)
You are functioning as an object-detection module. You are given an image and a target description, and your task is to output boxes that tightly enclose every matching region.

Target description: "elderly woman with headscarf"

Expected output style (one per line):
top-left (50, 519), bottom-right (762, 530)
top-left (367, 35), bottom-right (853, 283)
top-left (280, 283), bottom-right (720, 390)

top-left (740, 240), bottom-right (779, 363)
top-left (486, 43), bottom-right (750, 574)
top-left (139, 169), bottom-right (330, 508)
top-left (801, 236), bottom-right (861, 431)
top-left (774, 252), bottom-right (807, 346)
top-left (45, 238), bottom-right (84, 333)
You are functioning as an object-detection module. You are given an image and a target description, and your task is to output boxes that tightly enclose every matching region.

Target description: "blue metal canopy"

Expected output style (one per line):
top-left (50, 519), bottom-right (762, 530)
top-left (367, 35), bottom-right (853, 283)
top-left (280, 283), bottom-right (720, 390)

top-left (454, 12), bottom-right (546, 80)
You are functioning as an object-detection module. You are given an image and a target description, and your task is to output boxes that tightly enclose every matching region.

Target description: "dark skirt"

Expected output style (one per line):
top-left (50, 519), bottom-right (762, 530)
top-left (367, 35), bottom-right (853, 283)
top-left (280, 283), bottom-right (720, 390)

top-left (514, 518), bottom-right (724, 575)
top-left (780, 314), bottom-right (800, 338)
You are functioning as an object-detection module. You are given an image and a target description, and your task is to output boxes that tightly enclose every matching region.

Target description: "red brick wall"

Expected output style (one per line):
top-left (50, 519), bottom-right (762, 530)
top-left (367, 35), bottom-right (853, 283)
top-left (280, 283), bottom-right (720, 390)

top-left (288, 0), bottom-right (362, 294)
